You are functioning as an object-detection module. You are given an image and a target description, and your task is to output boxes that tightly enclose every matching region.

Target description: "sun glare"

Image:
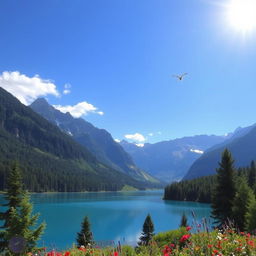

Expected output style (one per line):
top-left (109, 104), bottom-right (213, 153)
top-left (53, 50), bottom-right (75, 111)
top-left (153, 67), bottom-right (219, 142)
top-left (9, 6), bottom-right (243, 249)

top-left (227, 0), bottom-right (256, 32)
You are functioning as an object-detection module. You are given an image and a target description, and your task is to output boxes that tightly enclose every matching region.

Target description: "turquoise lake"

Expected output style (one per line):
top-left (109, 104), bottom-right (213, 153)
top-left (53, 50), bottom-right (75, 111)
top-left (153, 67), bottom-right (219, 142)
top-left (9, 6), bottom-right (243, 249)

top-left (0, 190), bottom-right (212, 250)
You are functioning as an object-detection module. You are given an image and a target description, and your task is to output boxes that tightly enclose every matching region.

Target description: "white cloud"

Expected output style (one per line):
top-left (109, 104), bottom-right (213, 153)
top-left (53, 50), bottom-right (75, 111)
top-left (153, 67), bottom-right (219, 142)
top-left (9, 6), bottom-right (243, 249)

top-left (63, 89), bottom-right (71, 95)
top-left (148, 133), bottom-right (154, 136)
top-left (114, 139), bottom-right (121, 143)
top-left (136, 143), bottom-right (144, 147)
top-left (0, 71), bottom-right (60, 105)
top-left (97, 111), bottom-right (104, 116)
top-left (124, 133), bottom-right (146, 142)
top-left (190, 149), bottom-right (204, 154)
top-left (53, 101), bottom-right (104, 118)
top-left (63, 83), bottom-right (71, 95)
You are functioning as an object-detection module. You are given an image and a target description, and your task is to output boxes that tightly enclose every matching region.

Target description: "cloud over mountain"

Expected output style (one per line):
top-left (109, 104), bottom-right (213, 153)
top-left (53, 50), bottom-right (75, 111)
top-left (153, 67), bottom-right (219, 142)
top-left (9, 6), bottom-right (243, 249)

top-left (53, 101), bottom-right (104, 118)
top-left (0, 71), bottom-right (60, 105)
top-left (124, 133), bottom-right (146, 142)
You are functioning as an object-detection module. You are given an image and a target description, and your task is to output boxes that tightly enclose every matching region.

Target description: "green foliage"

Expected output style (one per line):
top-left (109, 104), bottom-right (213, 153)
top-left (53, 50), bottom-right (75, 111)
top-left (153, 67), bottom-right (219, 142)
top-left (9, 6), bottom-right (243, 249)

top-left (0, 163), bottom-right (45, 254)
top-left (77, 216), bottom-right (93, 247)
top-left (164, 175), bottom-right (216, 203)
top-left (180, 213), bottom-right (188, 228)
top-left (25, 228), bottom-right (256, 256)
top-left (138, 214), bottom-right (155, 246)
top-left (121, 245), bottom-right (136, 256)
top-left (246, 196), bottom-right (256, 233)
top-left (232, 177), bottom-right (255, 231)
top-left (211, 149), bottom-right (237, 226)
top-left (153, 227), bottom-right (187, 247)
top-left (248, 161), bottom-right (256, 188)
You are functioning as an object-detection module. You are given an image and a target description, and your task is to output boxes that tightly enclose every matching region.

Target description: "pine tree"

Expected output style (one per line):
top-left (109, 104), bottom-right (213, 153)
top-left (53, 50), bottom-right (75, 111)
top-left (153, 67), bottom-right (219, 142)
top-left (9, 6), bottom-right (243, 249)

top-left (77, 216), bottom-right (93, 247)
top-left (245, 196), bottom-right (256, 234)
top-left (0, 163), bottom-right (24, 252)
top-left (138, 214), bottom-right (155, 246)
top-left (0, 163), bottom-right (45, 254)
top-left (180, 213), bottom-right (188, 228)
top-left (232, 177), bottom-right (254, 231)
top-left (211, 149), bottom-right (237, 227)
top-left (248, 161), bottom-right (256, 188)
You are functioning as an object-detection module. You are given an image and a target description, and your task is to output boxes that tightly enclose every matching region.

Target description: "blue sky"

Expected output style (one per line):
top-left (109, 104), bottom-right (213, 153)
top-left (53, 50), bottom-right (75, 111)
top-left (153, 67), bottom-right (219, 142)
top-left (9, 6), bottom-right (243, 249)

top-left (1, 0), bottom-right (256, 143)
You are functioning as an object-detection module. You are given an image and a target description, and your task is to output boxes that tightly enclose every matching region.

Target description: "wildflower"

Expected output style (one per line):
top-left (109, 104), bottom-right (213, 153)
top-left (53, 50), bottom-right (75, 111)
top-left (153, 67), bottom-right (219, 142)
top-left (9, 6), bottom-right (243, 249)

top-left (180, 234), bottom-right (191, 243)
top-left (212, 249), bottom-right (219, 255)
top-left (247, 240), bottom-right (254, 246)
top-left (79, 245), bottom-right (86, 252)
top-left (113, 251), bottom-right (118, 256)
top-left (194, 246), bottom-right (200, 251)
top-left (186, 226), bottom-right (192, 231)
top-left (208, 244), bottom-right (213, 248)
top-left (64, 252), bottom-right (71, 256)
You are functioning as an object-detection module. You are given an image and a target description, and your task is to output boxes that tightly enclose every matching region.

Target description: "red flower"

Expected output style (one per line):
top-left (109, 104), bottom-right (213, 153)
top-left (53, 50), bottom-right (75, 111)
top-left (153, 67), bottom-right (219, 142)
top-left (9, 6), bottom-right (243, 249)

top-left (113, 251), bottom-right (119, 256)
top-left (79, 247), bottom-right (86, 252)
top-left (64, 252), bottom-right (71, 256)
top-left (47, 252), bottom-right (62, 256)
top-left (180, 234), bottom-right (191, 243)
top-left (186, 226), bottom-right (192, 231)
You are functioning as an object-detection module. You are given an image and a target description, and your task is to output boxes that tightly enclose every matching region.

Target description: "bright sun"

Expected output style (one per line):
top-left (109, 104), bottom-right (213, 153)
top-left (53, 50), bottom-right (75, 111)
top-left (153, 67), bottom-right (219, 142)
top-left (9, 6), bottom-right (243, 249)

top-left (227, 0), bottom-right (256, 32)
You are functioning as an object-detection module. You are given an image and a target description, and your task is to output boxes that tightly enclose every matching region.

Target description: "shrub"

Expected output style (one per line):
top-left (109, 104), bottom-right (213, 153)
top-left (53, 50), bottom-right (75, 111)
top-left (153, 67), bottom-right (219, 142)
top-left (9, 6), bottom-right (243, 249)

top-left (153, 227), bottom-right (187, 247)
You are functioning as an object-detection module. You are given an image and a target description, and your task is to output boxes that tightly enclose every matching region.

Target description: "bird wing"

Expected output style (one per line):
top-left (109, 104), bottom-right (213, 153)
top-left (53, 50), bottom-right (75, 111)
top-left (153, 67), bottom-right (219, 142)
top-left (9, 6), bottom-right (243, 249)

top-left (181, 73), bottom-right (188, 77)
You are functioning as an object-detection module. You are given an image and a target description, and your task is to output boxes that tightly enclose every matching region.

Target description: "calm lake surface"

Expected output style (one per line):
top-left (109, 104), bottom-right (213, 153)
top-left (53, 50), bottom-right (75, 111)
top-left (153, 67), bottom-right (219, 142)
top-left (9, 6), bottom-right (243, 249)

top-left (0, 190), bottom-right (212, 250)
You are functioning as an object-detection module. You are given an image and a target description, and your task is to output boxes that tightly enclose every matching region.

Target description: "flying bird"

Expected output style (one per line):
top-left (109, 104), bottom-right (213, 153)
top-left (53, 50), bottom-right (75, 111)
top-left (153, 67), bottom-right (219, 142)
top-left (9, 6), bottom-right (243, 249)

top-left (173, 73), bottom-right (188, 81)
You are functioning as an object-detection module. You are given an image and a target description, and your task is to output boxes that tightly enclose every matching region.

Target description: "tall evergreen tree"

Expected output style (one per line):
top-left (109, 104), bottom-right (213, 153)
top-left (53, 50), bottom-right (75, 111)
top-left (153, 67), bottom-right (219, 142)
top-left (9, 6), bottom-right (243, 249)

top-left (77, 216), bottom-right (93, 247)
top-left (138, 214), bottom-right (155, 246)
top-left (232, 177), bottom-right (254, 231)
top-left (211, 149), bottom-right (237, 227)
top-left (180, 213), bottom-right (188, 228)
top-left (245, 196), bottom-right (256, 234)
top-left (0, 163), bottom-right (24, 252)
top-left (0, 163), bottom-right (45, 254)
top-left (248, 161), bottom-right (256, 188)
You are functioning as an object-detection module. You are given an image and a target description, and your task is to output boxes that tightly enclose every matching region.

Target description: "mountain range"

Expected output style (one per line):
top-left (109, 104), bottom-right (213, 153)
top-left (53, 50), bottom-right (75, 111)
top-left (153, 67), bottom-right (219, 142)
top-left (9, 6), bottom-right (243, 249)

top-left (0, 87), bottom-right (159, 192)
top-left (30, 98), bottom-right (159, 184)
top-left (183, 123), bottom-right (256, 180)
top-left (3, 85), bottom-right (256, 187)
top-left (120, 135), bottom-right (227, 182)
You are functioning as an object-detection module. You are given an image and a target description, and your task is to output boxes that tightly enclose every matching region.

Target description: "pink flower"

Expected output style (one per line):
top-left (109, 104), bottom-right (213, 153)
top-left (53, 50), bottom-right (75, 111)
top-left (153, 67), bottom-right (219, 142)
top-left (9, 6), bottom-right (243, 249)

top-left (186, 226), bottom-right (192, 231)
top-left (180, 234), bottom-right (191, 243)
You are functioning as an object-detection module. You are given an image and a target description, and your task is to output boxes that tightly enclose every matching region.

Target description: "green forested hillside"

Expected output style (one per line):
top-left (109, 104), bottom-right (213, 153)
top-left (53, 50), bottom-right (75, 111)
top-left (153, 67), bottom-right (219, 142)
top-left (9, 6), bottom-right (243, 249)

top-left (164, 162), bottom-right (256, 203)
top-left (0, 87), bottom-right (153, 192)
top-left (30, 98), bottom-right (159, 184)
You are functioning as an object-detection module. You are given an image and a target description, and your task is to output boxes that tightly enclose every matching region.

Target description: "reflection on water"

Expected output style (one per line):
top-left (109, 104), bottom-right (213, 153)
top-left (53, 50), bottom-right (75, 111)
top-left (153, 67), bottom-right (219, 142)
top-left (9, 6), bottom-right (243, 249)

top-left (0, 190), bottom-right (212, 250)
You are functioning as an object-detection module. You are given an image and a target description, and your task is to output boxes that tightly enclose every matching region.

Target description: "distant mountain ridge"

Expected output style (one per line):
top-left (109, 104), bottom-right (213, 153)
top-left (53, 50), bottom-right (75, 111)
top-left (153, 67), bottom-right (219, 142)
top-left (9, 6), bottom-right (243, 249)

top-left (120, 134), bottom-right (227, 182)
top-left (0, 87), bottom-right (157, 192)
top-left (183, 123), bottom-right (256, 180)
top-left (30, 98), bottom-right (159, 184)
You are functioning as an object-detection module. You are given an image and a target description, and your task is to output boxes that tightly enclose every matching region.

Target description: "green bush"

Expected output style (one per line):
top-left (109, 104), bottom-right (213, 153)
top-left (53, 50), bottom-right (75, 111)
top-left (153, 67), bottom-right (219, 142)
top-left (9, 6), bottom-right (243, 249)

top-left (153, 227), bottom-right (187, 247)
